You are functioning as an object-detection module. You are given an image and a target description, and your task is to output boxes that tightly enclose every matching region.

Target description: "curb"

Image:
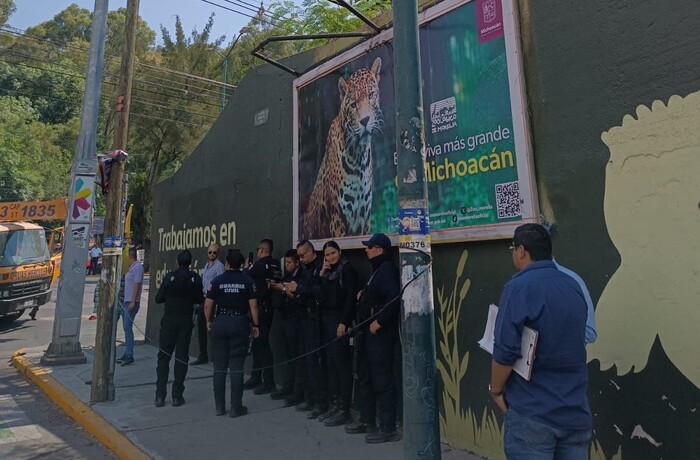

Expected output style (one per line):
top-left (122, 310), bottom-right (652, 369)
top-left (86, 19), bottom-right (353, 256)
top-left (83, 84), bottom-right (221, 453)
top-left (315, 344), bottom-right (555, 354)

top-left (11, 349), bottom-right (151, 460)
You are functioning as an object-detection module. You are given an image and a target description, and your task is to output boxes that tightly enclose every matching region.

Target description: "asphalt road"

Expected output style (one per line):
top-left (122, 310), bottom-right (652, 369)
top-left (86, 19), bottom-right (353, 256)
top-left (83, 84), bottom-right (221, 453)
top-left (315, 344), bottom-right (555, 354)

top-left (0, 276), bottom-right (149, 459)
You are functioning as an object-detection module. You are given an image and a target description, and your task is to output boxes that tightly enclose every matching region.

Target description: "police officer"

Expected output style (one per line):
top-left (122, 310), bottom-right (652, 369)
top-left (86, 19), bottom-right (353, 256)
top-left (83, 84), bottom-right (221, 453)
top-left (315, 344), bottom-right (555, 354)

top-left (286, 240), bottom-right (327, 418)
top-left (269, 249), bottom-right (305, 405)
top-left (154, 250), bottom-right (204, 408)
top-left (244, 238), bottom-right (280, 394)
top-left (317, 240), bottom-right (358, 427)
top-left (204, 249), bottom-right (260, 417)
top-left (359, 233), bottom-right (401, 443)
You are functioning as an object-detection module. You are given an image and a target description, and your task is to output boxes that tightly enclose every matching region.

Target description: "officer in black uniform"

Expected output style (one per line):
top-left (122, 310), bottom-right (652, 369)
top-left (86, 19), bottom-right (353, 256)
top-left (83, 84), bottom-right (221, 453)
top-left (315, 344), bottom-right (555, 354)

top-left (269, 249), bottom-right (304, 405)
top-left (359, 233), bottom-right (402, 443)
top-left (244, 238), bottom-right (280, 394)
top-left (154, 250), bottom-right (204, 408)
top-left (204, 249), bottom-right (259, 417)
top-left (286, 240), bottom-right (326, 418)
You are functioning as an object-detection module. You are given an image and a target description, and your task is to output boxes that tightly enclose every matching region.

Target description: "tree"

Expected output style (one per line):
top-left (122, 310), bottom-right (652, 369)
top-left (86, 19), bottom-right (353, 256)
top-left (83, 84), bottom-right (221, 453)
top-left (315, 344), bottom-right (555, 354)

top-left (0, 61), bottom-right (83, 124)
top-left (0, 0), bottom-right (15, 28)
top-left (0, 96), bottom-right (73, 201)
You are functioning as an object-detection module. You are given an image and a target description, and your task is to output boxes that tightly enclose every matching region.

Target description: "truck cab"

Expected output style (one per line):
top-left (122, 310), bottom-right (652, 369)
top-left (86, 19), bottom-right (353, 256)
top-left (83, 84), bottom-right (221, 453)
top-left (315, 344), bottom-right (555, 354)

top-left (0, 221), bottom-right (53, 321)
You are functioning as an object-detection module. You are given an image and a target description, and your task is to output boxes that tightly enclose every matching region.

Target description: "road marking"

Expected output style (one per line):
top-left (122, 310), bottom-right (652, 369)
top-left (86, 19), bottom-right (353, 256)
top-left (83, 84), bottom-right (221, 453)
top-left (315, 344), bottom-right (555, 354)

top-left (0, 394), bottom-right (41, 444)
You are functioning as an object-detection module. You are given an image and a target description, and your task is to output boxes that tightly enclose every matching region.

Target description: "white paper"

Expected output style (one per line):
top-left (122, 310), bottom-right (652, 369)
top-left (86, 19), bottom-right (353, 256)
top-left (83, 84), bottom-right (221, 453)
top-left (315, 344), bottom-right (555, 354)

top-left (478, 303), bottom-right (538, 381)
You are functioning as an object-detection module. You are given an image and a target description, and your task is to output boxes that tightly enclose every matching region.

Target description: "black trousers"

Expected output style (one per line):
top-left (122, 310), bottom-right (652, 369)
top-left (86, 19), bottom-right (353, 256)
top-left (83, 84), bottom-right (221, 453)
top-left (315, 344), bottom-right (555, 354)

top-left (212, 314), bottom-right (250, 409)
top-left (194, 306), bottom-right (209, 361)
top-left (366, 325), bottom-right (398, 432)
top-left (354, 331), bottom-right (376, 424)
top-left (250, 303), bottom-right (274, 384)
top-left (300, 315), bottom-right (327, 407)
top-left (156, 314), bottom-right (194, 399)
top-left (321, 313), bottom-right (352, 408)
top-left (276, 314), bottom-right (304, 394)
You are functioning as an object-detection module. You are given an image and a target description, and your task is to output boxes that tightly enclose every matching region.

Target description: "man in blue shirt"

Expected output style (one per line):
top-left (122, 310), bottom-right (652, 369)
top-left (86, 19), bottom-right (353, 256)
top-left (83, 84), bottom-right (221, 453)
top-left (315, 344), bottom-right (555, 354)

top-left (553, 260), bottom-right (597, 344)
top-left (491, 224), bottom-right (592, 459)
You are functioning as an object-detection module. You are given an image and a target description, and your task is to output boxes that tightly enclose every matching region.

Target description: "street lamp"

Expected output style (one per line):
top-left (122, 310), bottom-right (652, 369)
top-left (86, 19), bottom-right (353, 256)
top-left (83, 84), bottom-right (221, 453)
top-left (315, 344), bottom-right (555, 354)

top-left (213, 26), bottom-right (252, 112)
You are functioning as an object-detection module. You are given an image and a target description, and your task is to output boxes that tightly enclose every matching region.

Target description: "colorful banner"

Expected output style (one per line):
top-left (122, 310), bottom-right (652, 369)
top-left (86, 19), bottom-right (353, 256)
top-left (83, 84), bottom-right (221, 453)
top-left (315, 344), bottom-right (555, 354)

top-left (0, 198), bottom-right (67, 222)
top-left (294, 0), bottom-right (536, 246)
top-left (70, 175), bottom-right (94, 223)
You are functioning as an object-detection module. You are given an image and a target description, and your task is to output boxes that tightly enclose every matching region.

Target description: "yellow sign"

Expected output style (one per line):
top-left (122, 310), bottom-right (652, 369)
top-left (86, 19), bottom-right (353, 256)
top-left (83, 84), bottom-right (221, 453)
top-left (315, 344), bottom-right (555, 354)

top-left (0, 198), bottom-right (67, 222)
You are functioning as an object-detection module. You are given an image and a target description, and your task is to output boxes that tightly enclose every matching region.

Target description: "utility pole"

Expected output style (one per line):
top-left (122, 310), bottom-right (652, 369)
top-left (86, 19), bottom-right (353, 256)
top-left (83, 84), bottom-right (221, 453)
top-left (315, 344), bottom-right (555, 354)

top-left (41, 0), bottom-right (110, 366)
top-left (91, 0), bottom-right (139, 403)
top-left (393, 0), bottom-right (441, 458)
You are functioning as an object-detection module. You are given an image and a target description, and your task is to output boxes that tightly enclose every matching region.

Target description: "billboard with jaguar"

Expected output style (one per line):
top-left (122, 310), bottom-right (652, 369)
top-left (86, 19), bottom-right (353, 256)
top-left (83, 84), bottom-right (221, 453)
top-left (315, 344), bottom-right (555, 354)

top-left (294, 0), bottom-right (537, 247)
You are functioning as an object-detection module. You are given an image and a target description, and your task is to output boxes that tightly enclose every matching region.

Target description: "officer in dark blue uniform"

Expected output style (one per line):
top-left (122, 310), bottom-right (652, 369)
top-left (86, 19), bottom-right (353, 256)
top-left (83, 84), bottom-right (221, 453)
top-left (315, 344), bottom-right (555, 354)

top-left (286, 240), bottom-right (326, 418)
top-left (359, 233), bottom-right (402, 443)
top-left (269, 249), bottom-right (305, 405)
top-left (244, 238), bottom-right (281, 394)
top-left (154, 250), bottom-right (204, 408)
top-left (204, 249), bottom-right (259, 417)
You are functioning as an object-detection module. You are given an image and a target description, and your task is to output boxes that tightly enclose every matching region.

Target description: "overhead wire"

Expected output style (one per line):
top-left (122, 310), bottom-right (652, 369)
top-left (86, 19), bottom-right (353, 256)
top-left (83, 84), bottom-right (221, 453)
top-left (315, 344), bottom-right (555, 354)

top-left (0, 26), bottom-right (234, 90)
top-left (0, 50), bottom-right (226, 109)
top-left (0, 41), bottom-right (229, 100)
top-left (0, 85), bottom-right (218, 128)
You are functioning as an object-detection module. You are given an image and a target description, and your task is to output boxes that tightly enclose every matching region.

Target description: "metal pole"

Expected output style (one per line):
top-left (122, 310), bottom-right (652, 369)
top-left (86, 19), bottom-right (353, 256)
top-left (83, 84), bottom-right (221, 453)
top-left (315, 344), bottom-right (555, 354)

top-left (41, 0), bottom-right (109, 366)
top-left (91, 0), bottom-right (139, 403)
top-left (392, 0), bottom-right (441, 458)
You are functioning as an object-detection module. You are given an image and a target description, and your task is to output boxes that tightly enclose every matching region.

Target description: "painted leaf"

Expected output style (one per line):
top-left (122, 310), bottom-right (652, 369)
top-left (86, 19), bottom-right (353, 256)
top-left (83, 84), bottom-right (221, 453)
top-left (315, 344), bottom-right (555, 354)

top-left (456, 249), bottom-right (469, 278)
top-left (459, 278), bottom-right (471, 302)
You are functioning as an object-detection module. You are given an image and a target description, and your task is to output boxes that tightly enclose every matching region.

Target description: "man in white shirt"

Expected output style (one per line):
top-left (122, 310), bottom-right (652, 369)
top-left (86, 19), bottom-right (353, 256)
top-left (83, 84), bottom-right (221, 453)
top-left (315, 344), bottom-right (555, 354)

top-left (89, 245), bottom-right (102, 275)
top-left (191, 244), bottom-right (224, 365)
top-left (117, 248), bottom-right (144, 366)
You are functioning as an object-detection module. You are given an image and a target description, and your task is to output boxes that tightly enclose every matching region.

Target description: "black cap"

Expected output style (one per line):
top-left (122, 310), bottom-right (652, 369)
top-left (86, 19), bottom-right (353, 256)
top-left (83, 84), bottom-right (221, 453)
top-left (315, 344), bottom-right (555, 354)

top-left (361, 233), bottom-right (391, 249)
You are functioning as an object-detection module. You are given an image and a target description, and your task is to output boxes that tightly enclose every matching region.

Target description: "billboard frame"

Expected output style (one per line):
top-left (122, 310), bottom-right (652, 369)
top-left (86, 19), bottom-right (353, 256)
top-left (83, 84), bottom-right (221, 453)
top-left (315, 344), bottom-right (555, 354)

top-left (293, 0), bottom-right (538, 249)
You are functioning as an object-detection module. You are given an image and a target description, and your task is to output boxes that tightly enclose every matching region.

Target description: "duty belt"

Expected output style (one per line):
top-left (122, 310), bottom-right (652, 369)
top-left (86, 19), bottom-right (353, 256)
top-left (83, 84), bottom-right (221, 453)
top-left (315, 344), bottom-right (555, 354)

top-left (217, 309), bottom-right (245, 317)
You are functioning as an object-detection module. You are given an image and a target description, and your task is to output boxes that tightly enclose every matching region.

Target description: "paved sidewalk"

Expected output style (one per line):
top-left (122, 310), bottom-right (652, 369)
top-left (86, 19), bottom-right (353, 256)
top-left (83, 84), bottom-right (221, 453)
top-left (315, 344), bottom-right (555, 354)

top-left (15, 343), bottom-right (483, 459)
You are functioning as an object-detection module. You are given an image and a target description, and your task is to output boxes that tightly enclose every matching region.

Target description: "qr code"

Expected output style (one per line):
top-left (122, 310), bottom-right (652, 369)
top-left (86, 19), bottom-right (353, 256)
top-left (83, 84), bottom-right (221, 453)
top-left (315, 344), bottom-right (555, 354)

top-left (495, 181), bottom-right (522, 219)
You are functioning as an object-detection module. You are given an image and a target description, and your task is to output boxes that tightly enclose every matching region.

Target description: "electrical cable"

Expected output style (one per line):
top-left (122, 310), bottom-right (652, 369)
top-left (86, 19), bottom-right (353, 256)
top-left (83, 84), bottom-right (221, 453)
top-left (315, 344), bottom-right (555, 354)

top-left (0, 46), bottom-right (227, 102)
top-left (0, 27), bottom-right (234, 90)
top-left (0, 55), bottom-right (226, 109)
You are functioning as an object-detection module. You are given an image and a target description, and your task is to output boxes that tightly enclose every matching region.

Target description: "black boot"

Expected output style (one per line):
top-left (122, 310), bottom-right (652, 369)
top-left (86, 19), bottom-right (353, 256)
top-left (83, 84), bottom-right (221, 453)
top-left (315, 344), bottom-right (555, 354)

top-left (317, 399), bottom-right (338, 422)
top-left (307, 404), bottom-right (328, 420)
top-left (295, 401), bottom-right (314, 412)
top-left (324, 404), bottom-right (351, 427)
top-left (215, 393), bottom-right (226, 416)
top-left (345, 420), bottom-right (377, 434)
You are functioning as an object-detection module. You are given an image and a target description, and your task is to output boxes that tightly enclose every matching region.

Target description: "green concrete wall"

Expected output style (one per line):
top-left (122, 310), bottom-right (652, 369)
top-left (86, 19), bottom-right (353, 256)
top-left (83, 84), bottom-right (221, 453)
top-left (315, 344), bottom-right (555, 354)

top-left (149, 0), bottom-right (700, 458)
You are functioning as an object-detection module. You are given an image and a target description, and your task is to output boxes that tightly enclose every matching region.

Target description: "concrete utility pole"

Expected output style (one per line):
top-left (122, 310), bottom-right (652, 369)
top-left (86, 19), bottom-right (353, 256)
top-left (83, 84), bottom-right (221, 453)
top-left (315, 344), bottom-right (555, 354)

top-left (91, 0), bottom-right (139, 403)
top-left (42, 0), bottom-right (110, 366)
top-left (392, 0), bottom-right (441, 458)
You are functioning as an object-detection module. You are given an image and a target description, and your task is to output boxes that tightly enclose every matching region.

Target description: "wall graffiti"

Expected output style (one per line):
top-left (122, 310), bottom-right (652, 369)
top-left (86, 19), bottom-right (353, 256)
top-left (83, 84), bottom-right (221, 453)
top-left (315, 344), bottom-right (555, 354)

top-left (436, 250), bottom-right (504, 459)
top-left (588, 90), bottom-right (700, 389)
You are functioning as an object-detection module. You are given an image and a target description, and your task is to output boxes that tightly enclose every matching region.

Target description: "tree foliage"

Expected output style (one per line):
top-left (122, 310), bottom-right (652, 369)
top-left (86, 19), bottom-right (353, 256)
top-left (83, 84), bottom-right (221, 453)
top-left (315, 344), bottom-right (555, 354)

top-left (0, 0), bottom-right (15, 28)
top-left (0, 1), bottom-right (392, 241)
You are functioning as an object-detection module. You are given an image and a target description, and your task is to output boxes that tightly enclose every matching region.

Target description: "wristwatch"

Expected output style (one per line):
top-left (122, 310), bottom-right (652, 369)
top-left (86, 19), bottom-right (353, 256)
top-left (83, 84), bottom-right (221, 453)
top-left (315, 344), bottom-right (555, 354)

top-left (489, 384), bottom-right (504, 396)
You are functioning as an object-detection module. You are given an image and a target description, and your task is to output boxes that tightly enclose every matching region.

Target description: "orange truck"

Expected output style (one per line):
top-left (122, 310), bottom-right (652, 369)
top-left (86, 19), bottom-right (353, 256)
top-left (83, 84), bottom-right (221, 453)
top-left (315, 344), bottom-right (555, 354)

top-left (0, 221), bottom-right (54, 321)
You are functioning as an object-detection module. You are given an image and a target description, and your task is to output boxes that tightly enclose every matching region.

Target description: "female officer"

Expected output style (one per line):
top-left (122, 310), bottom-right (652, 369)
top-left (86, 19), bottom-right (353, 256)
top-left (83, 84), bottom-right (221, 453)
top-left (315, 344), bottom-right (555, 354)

top-left (204, 249), bottom-right (259, 417)
top-left (316, 240), bottom-right (358, 427)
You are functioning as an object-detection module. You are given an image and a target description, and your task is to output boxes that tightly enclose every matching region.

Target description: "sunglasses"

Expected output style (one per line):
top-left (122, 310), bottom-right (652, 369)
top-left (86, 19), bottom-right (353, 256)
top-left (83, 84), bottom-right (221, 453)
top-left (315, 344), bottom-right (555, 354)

top-left (208, 251), bottom-right (217, 255)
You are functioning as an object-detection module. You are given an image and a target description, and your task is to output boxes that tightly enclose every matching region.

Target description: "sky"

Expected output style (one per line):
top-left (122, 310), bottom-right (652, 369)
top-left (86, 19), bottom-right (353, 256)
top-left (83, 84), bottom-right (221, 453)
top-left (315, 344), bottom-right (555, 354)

top-left (8, 0), bottom-right (281, 45)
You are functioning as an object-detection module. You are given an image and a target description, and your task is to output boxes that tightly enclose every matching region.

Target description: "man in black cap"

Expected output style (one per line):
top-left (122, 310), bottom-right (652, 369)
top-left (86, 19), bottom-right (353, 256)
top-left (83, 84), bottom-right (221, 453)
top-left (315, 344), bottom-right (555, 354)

top-left (154, 250), bottom-right (204, 408)
top-left (356, 233), bottom-right (402, 443)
